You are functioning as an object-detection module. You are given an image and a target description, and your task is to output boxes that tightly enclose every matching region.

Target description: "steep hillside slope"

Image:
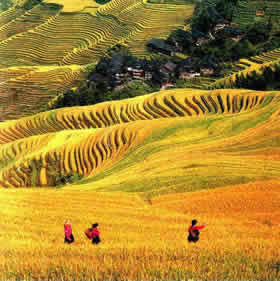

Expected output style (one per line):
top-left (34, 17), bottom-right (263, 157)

top-left (209, 48), bottom-right (280, 89)
top-left (0, 64), bottom-right (90, 121)
top-left (0, 0), bottom-right (193, 67)
top-left (233, 0), bottom-right (280, 30)
top-left (1, 89), bottom-right (280, 191)
top-left (0, 0), bottom-right (194, 120)
top-left (1, 88), bottom-right (277, 143)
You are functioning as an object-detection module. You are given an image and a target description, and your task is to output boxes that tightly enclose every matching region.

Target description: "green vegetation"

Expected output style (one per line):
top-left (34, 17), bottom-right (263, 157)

top-left (233, 0), bottom-right (280, 29)
top-left (233, 63), bottom-right (280, 91)
top-left (49, 46), bottom-right (158, 110)
top-left (50, 81), bottom-right (155, 109)
top-left (146, 0), bottom-right (280, 90)
top-left (0, 0), bottom-right (13, 12)
top-left (22, 0), bottom-right (43, 10)
top-left (147, 0), bottom-right (194, 4)
top-left (55, 171), bottom-right (83, 187)
top-left (185, 0), bottom-right (277, 62)
top-left (191, 0), bottom-right (238, 34)
top-left (95, 0), bottom-right (111, 4)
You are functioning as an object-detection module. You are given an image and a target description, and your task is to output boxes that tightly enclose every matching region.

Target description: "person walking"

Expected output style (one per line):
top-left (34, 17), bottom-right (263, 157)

top-left (64, 220), bottom-right (75, 244)
top-left (85, 223), bottom-right (101, 244)
top-left (188, 219), bottom-right (205, 243)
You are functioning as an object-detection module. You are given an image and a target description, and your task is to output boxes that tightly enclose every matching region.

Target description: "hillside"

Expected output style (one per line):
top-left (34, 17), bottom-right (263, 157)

top-left (209, 48), bottom-right (280, 89)
top-left (0, 0), bottom-right (194, 120)
top-left (233, 0), bottom-right (280, 30)
top-left (1, 88), bottom-right (280, 193)
top-left (1, 2), bottom-right (280, 280)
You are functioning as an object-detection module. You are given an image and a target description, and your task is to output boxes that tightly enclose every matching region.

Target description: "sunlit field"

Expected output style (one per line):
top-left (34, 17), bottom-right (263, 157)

top-left (0, 181), bottom-right (280, 280)
top-left (1, 0), bottom-right (280, 279)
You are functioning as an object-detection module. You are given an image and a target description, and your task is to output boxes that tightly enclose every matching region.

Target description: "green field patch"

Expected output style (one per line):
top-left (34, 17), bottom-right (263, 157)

top-left (92, 173), bottom-right (261, 194)
top-left (77, 117), bottom-right (220, 185)
top-left (76, 103), bottom-right (278, 192)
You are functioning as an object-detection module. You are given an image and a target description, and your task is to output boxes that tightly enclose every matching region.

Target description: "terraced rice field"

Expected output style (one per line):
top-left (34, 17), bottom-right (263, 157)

top-left (0, 0), bottom-right (194, 66)
top-left (0, 88), bottom-right (280, 280)
top-left (1, 88), bottom-right (280, 190)
top-left (0, 64), bottom-right (90, 121)
top-left (209, 48), bottom-right (280, 89)
top-left (233, 0), bottom-right (280, 29)
top-left (0, 0), bottom-right (194, 119)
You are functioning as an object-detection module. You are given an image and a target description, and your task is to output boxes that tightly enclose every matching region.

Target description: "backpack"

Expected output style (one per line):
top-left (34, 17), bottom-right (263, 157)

top-left (85, 228), bottom-right (92, 239)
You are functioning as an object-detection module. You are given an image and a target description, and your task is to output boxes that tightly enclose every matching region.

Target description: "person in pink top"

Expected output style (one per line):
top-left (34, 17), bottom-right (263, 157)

top-left (85, 223), bottom-right (101, 244)
top-left (188, 219), bottom-right (205, 243)
top-left (64, 220), bottom-right (75, 244)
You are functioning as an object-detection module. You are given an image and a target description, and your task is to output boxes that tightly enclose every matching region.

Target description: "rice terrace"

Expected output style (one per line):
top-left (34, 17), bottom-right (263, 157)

top-left (0, 0), bottom-right (280, 280)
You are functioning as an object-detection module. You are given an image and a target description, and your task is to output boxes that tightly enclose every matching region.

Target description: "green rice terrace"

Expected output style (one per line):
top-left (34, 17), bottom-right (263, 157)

top-left (233, 0), bottom-right (280, 29)
top-left (209, 48), bottom-right (280, 89)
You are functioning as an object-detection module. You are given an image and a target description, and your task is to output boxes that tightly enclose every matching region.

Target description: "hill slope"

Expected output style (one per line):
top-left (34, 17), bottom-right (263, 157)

top-left (209, 48), bottom-right (280, 89)
top-left (0, 0), bottom-right (194, 120)
top-left (1, 89), bottom-right (280, 193)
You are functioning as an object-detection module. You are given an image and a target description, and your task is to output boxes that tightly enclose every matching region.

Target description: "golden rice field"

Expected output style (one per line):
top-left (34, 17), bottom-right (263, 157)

top-left (1, 88), bottom-right (280, 279)
top-left (210, 48), bottom-right (280, 89)
top-left (1, 88), bottom-right (280, 190)
top-left (0, 182), bottom-right (280, 280)
top-left (0, 0), bottom-right (193, 67)
top-left (0, 64), bottom-right (90, 121)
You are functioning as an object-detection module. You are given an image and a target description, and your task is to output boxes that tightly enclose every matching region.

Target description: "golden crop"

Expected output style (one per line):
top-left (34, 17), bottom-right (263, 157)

top-left (1, 88), bottom-right (278, 144)
top-left (1, 88), bottom-right (280, 191)
top-left (0, 65), bottom-right (88, 121)
top-left (0, 87), bottom-right (280, 279)
top-left (0, 180), bottom-right (279, 280)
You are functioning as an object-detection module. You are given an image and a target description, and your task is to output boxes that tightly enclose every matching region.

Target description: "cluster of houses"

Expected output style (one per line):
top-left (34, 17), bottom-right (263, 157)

top-left (90, 51), bottom-right (220, 90)
top-left (89, 21), bottom-right (246, 90)
top-left (89, 49), bottom-right (220, 91)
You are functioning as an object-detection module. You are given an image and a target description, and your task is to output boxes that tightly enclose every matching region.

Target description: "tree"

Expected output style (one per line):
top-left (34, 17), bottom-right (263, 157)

top-left (0, 0), bottom-right (13, 11)
top-left (167, 29), bottom-right (193, 52)
top-left (245, 22), bottom-right (270, 45)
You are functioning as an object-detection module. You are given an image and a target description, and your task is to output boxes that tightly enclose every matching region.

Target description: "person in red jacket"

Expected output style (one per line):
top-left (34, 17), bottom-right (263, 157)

top-left (64, 220), bottom-right (75, 244)
top-left (188, 219), bottom-right (205, 243)
top-left (85, 223), bottom-right (101, 244)
top-left (90, 223), bottom-right (101, 244)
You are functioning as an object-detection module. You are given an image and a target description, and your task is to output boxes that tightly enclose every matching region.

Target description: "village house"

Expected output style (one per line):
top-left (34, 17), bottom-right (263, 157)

top-left (196, 36), bottom-right (210, 46)
top-left (163, 61), bottom-right (176, 73)
top-left (158, 61), bottom-right (177, 83)
top-left (161, 82), bottom-right (175, 90)
top-left (200, 67), bottom-right (215, 76)
top-left (256, 10), bottom-right (265, 16)
top-left (147, 39), bottom-right (175, 56)
top-left (231, 34), bottom-right (243, 42)
top-left (180, 71), bottom-right (200, 80)
top-left (176, 57), bottom-right (199, 79)
top-left (214, 23), bottom-right (230, 32)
